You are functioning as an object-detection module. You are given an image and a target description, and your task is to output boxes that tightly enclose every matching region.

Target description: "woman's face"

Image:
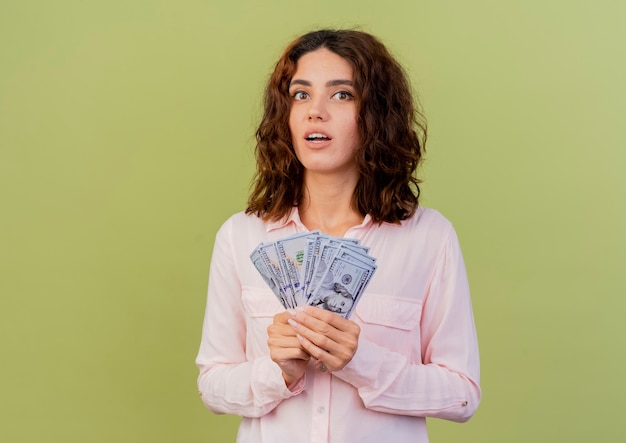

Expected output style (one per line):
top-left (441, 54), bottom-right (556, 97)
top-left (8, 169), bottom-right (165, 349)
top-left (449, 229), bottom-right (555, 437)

top-left (288, 48), bottom-right (360, 178)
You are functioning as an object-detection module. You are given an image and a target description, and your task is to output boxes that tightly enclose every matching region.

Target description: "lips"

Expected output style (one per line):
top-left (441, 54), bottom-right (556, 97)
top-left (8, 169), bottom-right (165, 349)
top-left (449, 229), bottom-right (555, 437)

top-left (305, 132), bottom-right (332, 142)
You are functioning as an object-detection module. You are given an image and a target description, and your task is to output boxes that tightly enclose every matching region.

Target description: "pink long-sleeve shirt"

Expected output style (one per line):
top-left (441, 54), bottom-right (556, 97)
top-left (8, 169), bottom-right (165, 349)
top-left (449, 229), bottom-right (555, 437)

top-left (196, 207), bottom-right (481, 443)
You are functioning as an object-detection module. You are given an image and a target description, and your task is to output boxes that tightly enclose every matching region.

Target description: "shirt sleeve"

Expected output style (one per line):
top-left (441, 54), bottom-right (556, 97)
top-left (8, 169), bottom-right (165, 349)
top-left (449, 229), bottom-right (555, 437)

top-left (195, 217), bottom-right (304, 418)
top-left (333, 226), bottom-right (481, 422)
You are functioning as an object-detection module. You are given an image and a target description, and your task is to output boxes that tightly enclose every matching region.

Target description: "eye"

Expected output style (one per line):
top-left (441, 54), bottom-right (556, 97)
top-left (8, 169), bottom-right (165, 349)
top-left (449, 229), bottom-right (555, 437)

top-left (292, 90), bottom-right (309, 101)
top-left (332, 90), bottom-right (354, 100)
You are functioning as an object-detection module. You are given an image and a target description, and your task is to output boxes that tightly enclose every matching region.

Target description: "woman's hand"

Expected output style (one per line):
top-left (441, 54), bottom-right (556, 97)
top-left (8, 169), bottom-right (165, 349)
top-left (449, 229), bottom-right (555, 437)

top-left (267, 310), bottom-right (311, 387)
top-left (287, 306), bottom-right (360, 372)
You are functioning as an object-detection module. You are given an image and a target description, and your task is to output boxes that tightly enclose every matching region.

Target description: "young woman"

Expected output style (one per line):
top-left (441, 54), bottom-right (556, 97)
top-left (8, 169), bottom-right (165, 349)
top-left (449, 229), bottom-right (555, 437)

top-left (196, 29), bottom-right (481, 443)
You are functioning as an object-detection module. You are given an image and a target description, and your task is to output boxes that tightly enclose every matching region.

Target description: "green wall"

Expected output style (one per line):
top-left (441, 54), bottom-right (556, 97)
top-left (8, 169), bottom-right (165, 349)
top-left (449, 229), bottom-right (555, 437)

top-left (1, 1), bottom-right (624, 441)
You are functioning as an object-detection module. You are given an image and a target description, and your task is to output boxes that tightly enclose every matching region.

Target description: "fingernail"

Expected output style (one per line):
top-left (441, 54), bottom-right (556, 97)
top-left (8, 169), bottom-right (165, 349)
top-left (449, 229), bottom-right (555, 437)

top-left (287, 318), bottom-right (298, 329)
top-left (295, 306), bottom-right (306, 312)
top-left (287, 308), bottom-right (297, 316)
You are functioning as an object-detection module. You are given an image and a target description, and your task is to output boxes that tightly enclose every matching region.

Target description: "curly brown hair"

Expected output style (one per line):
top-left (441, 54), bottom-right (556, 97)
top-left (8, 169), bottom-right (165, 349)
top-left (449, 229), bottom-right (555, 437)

top-left (246, 29), bottom-right (427, 224)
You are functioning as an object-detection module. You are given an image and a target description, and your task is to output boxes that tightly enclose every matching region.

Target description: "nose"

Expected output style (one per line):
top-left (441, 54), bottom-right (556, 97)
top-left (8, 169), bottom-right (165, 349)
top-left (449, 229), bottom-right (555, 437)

top-left (307, 96), bottom-right (328, 121)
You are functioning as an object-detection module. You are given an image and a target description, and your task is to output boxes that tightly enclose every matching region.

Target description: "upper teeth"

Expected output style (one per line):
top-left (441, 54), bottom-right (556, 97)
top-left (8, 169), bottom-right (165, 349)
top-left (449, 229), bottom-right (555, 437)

top-left (308, 133), bottom-right (328, 139)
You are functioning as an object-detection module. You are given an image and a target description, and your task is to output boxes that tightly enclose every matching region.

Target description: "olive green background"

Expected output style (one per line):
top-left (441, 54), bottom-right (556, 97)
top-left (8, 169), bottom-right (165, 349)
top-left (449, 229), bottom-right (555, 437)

top-left (1, 0), bottom-right (624, 442)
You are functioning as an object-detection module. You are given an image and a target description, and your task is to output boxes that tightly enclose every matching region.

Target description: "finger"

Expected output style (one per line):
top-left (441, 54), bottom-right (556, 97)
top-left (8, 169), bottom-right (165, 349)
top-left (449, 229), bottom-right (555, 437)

top-left (296, 306), bottom-right (359, 332)
top-left (270, 340), bottom-right (311, 360)
top-left (272, 310), bottom-right (297, 326)
top-left (289, 310), bottom-right (359, 369)
top-left (293, 306), bottom-right (360, 342)
top-left (268, 335), bottom-right (302, 348)
top-left (268, 323), bottom-right (298, 338)
top-left (296, 333), bottom-right (346, 370)
top-left (268, 312), bottom-right (301, 338)
top-left (270, 345), bottom-right (310, 361)
top-left (289, 318), bottom-right (357, 369)
top-left (288, 317), bottom-right (339, 354)
top-left (268, 322), bottom-right (309, 355)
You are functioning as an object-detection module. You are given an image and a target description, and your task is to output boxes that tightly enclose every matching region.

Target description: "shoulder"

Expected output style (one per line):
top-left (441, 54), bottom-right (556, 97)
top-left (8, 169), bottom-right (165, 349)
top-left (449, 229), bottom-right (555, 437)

top-left (214, 211), bottom-right (267, 245)
top-left (217, 209), bottom-right (270, 235)
top-left (367, 206), bottom-right (458, 258)
top-left (214, 211), bottom-right (292, 254)
top-left (386, 206), bottom-right (461, 258)
top-left (219, 211), bottom-right (266, 231)
top-left (398, 206), bottom-right (455, 238)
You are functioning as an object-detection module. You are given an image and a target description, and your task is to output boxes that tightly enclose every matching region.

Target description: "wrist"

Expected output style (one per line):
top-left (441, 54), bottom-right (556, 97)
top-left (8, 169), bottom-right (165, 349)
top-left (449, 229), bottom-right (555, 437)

top-left (282, 372), bottom-right (304, 391)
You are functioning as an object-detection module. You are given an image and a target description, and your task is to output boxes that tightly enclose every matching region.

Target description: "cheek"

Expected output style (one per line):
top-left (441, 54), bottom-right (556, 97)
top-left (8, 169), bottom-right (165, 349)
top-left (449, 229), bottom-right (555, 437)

top-left (341, 114), bottom-right (359, 141)
top-left (346, 122), bottom-right (361, 153)
top-left (288, 111), bottom-right (301, 142)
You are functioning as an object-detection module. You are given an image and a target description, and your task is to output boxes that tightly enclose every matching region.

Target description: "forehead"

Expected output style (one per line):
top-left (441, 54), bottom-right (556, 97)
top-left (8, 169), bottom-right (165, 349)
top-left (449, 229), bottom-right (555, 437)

top-left (292, 48), bottom-right (353, 80)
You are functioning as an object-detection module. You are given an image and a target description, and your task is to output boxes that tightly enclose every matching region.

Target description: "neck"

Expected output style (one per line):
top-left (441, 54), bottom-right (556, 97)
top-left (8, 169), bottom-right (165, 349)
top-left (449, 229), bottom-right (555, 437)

top-left (299, 171), bottom-right (363, 237)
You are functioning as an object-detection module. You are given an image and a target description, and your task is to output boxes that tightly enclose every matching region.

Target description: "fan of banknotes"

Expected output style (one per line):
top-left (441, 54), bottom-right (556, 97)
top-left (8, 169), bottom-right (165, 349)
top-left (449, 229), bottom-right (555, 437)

top-left (250, 232), bottom-right (377, 319)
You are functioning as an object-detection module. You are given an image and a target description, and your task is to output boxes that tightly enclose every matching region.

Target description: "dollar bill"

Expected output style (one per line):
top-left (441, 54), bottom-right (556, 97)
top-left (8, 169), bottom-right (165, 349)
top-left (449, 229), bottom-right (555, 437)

top-left (250, 232), bottom-right (377, 318)
top-left (306, 252), bottom-right (376, 319)
top-left (250, 248), bottom-right (290, 308)
top-left (275, 231), bottom-right (320, 306)
top-left (257, 242), bottom-right (294, 308)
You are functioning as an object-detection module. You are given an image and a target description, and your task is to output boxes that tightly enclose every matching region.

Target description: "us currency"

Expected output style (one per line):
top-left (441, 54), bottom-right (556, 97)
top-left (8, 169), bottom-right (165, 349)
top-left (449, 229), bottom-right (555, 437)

top-left (257, 242), bottom-right (294, 308)
top-left (251, 232), bottom-right (377, 317)
top-left (334, 244), bottom-right (377, 269)
top-left (306, 252), bottom-right (376, 319)
top-left (299, 234), bottom-right (325, 305)
top-left (250, 248), bottom-right (289, 308)
top-left (275, 231), bottom-right (320, 307)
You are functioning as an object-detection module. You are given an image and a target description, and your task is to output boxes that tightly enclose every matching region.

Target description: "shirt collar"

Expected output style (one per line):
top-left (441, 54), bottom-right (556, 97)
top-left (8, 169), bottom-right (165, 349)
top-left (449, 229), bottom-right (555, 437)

top-left (265, 207), bottom-right (374, 233)
top-left (265, 207), bottom-right (303, 232)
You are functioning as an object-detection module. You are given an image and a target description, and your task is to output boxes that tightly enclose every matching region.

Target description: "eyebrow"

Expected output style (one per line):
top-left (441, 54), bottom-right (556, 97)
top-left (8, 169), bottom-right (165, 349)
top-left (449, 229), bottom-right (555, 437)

top-left (289, 79), bottom-right (354, 88)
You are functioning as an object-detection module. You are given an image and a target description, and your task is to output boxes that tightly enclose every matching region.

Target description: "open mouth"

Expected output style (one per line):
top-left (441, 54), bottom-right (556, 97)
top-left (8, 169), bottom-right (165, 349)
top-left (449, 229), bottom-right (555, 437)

top-left (305, 132), bottom-right (332, 142)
